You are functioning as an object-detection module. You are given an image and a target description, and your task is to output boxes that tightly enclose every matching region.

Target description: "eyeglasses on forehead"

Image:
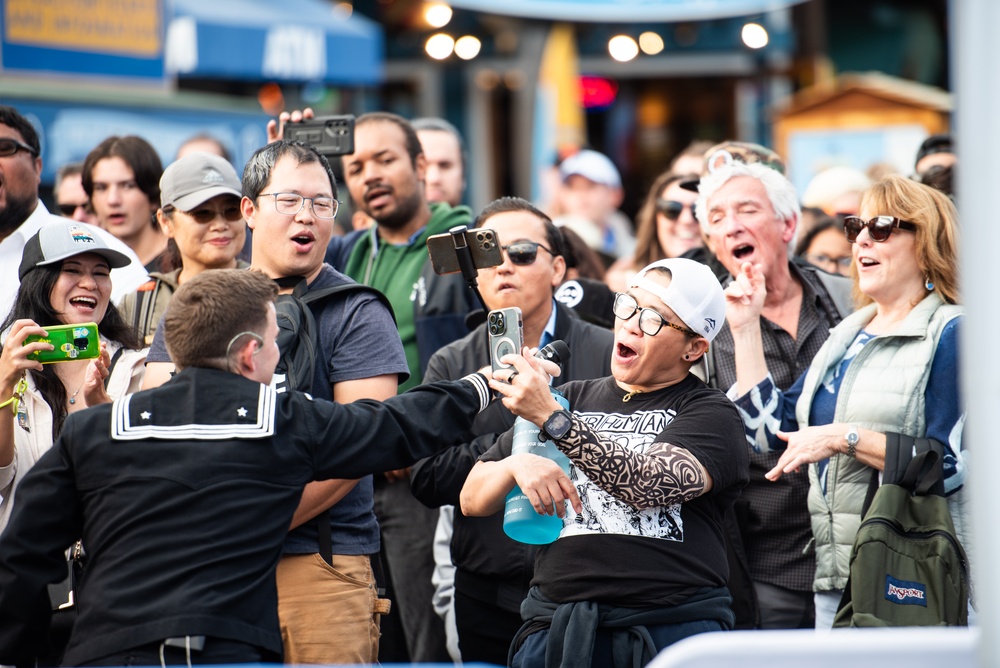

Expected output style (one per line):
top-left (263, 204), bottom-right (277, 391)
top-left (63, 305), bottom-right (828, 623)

top-left (843, 216), bottom-right (917, 243)
top-left (501, 241), bottom-right (554, 266)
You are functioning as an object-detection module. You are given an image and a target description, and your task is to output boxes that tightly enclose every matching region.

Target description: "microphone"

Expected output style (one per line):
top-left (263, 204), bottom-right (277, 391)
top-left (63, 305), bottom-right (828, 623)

top-left (534, 340), bottom-right (570, 367)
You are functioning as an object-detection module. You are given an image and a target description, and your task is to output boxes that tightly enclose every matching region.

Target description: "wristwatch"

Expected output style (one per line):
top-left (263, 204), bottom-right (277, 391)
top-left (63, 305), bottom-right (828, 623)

top-left (542, 409), bottom-right (574, 442)
top-left (845, 426), bottom-right (860, 458)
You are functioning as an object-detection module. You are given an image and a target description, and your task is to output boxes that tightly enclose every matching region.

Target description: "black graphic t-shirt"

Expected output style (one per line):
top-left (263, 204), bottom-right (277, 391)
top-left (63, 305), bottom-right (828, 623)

top-left (481, 374), bottom-right (748, 606)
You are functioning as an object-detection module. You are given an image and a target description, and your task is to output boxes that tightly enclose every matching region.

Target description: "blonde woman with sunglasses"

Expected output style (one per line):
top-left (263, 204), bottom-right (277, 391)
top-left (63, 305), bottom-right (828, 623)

top-left (724, 174), bottom-right (968, 628)
top-left (118, 152), bottom-right (249, 347)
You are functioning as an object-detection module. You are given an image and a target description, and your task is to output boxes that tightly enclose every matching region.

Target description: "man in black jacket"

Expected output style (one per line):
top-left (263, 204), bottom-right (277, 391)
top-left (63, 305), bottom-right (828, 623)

top-left (410, 197), bottom-right (614, 665)
top-left (0, 269), bottom-right (492, 667)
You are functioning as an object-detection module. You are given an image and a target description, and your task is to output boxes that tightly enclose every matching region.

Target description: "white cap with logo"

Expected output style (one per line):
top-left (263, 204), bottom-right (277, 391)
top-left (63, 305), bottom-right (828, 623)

top-left (629, 258), bottom-right (725, 342)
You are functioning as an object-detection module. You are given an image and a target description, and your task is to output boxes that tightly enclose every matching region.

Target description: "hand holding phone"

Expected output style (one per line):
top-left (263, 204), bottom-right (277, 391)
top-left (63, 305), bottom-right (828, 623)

top-left (427, 227), bottom-right (503, 275)
top-left (24, 323), bottom-right (100, 364)
top-left (488, 307), bottom-right (524, 382)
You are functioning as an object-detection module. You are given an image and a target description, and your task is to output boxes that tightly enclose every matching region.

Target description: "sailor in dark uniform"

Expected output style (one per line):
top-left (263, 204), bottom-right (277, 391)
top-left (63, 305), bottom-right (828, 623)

top-left (0, 269), bottom-right (493, 667)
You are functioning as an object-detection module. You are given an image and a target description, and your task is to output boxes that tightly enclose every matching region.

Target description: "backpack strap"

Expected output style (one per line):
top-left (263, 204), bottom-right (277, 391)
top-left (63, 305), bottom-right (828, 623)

top-left (301, 283), bottom-right (396, 324)
top-left (103, 347), bottom-right (125, 391)
top-left (130, 278), bottom-right (163, 344)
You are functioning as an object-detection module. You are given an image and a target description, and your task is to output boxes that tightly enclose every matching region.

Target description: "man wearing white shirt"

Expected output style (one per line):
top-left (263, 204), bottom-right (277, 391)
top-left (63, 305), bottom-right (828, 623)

top-left (0, 106), bottom-right (147, 322)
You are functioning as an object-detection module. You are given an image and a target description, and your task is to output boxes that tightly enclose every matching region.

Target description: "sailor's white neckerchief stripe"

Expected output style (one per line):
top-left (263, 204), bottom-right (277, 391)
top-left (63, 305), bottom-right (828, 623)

top-left (463, 373), bottom-right (491, 413)
top-left (111, 384), bottom-right (277, 440)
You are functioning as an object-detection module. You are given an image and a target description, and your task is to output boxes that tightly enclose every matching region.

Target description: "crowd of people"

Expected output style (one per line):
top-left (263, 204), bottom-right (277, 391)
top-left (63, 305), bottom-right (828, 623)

top-left (0, 98), bottom-right (967, 668)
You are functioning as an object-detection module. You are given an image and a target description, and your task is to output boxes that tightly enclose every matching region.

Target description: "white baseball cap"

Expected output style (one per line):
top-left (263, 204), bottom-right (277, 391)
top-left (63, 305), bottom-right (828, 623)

top-left (629, 258), bottom-right (725, 342)
top-left (559, 150), bottom-right (622, 188)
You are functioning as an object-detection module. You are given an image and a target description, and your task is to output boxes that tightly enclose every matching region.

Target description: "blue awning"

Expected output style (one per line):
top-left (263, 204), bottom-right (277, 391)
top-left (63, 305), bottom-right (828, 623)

top-left (448, 0), bottom-right (807, 22)
top-left (166, 0), bottom-right (383, 85)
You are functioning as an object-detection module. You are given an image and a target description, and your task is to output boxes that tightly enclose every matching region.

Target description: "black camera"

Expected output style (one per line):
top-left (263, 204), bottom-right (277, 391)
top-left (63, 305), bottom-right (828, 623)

top-left (283, 115), bottom-right (355, 156)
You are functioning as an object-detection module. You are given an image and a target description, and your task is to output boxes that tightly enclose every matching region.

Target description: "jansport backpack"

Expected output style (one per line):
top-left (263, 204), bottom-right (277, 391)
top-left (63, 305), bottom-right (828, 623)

top-left (834, 438), bottom-right (969, 627)
top-left (273, 276), bottom-right (394, 393)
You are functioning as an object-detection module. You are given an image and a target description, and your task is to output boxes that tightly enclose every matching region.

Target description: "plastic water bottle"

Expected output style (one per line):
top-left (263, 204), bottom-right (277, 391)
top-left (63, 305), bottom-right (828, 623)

top-left (503, 389), bottom-right (571, 545)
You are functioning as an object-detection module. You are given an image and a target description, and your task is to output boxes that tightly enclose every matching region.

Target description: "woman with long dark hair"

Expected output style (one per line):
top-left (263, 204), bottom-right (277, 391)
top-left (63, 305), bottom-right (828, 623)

top-left (0, 219), bottom-right (145, 533)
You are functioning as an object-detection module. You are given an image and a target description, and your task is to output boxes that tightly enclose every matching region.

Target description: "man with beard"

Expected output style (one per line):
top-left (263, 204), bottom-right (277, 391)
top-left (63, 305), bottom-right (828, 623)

top-left (0, 105), bottom-right (147, 321)
top-left (337, 112), bottom-right (475, 663)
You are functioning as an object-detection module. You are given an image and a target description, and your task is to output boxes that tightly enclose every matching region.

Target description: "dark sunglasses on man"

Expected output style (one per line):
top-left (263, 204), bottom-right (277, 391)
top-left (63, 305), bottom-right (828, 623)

top-left (0, 138), bottom-right (38, 157)
top-left (843, 216), bottom-right (917, 243)
top-left (501, 241), bottom-right (555, 266)
top-left (58, 203), bottom-right (91, 217)
top-left (655, 199), bottom-right (695, 222)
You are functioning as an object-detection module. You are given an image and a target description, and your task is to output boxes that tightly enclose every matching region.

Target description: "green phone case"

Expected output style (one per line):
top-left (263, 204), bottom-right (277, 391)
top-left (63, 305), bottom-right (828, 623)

top-left (26, 323), bottom-right (100, 364)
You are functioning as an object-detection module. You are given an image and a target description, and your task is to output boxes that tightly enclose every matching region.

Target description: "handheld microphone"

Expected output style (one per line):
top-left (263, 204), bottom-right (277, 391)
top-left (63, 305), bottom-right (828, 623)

top-left (534, 340), bottom-right (571, 367)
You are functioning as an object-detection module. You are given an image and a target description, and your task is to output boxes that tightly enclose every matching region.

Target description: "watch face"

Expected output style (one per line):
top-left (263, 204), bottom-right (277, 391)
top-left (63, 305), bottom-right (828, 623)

top-left (546, 411), bottom-right (572, 440)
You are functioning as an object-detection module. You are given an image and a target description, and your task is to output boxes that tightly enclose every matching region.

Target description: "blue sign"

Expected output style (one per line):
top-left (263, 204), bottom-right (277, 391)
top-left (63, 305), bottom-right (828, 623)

top-left (8, 99), bottom-right (269, 184)
top-left (448, 0), bottom-right (807, 22)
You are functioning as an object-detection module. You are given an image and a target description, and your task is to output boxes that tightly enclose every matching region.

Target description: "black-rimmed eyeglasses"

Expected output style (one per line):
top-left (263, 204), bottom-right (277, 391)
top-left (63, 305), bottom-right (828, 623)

top-left (613, 292), bottom-right (696, 337)
top-left (260, 192), bottom-right (339, 219)
top-left (843, 216), bottom-right (917, 243)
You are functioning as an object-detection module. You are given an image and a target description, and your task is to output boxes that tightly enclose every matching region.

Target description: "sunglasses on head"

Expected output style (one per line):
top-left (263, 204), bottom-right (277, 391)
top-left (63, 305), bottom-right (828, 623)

top-left (502, 241), bottom-right (554, 266)
top-left (655, 199), bottom-right (695, 221)
top-left (843, 216), bottom-right (918, 243)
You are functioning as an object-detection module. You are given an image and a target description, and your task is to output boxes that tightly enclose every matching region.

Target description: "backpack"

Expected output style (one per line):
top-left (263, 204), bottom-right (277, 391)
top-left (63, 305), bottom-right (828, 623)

top-left (834, 439), bottom-right (969, 627)
top-left (273, 276), bottom-right (394, 394)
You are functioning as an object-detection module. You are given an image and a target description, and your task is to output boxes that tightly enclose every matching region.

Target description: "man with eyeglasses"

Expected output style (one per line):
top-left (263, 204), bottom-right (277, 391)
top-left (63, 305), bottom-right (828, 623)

top-left (54, 163), bottom-right (100, 227)
top-left (460, 257), bottom-right (748, 666)
top-left (410, 197), bottom-right (614, 665)
top-left (694, 158), bottom-right (855, 631)
top-left (0, 105), bottom-right (148, 322)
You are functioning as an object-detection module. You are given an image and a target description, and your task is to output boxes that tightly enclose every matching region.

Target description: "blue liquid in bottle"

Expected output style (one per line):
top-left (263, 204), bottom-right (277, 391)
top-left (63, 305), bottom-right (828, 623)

top-left (503, 390), bottom-right (571, 545)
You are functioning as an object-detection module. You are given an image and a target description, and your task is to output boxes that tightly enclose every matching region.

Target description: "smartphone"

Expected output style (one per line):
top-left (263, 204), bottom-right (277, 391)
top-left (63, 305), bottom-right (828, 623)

top-left (25, 323), bottom-right (100, 364)
top-left (283, 115), bottom-right (355, 156)
top-left (488, 307), bottom-right (524, 379)
top-left (427, 227), bottom-right (503, 275)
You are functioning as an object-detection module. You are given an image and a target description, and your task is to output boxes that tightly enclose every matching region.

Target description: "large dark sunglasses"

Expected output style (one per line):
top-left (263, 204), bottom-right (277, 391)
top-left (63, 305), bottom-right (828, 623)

top-left (0, 138), bottom-right (38, 158)
top-left (502, 241), bottom-right (554, 266)
top-left (656, 199), bottom-right (695, 221)
top-left (843, 216), bottom-right (917, 243)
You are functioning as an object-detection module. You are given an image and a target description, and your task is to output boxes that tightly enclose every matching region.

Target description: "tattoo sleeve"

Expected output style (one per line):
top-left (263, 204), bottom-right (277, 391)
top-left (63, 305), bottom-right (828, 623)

top-left (552, 414), bottom-right (709, 510)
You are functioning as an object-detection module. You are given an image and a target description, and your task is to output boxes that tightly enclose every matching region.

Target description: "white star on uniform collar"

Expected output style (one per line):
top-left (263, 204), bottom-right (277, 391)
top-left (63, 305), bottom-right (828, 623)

top-left (237, 407), bottom-right (248, 417)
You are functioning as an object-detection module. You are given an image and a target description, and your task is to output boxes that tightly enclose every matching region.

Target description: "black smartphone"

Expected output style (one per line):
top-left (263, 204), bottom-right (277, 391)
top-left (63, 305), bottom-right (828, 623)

top-left (488, 307), bottom-right (524, 380)
top-left (427, 227), bottom-right (502, 275)
top-left (283, 115), bottom-right (355, 156)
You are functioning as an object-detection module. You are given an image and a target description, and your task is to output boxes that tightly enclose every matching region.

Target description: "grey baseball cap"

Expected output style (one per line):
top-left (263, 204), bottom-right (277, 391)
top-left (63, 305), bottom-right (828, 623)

top-left (160, 152), bottom-right (242, 211)
top-left (19, 216), bottom-right (132, 280)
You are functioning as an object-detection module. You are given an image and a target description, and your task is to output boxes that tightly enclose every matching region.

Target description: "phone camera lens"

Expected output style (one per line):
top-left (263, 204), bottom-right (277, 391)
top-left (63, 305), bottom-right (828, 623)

top-left (74, 337), bottom-right (89, 350)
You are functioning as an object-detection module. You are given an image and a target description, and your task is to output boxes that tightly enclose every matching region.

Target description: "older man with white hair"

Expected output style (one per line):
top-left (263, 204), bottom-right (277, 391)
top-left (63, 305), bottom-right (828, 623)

top-left (695, 159), bottom-right (854, 630)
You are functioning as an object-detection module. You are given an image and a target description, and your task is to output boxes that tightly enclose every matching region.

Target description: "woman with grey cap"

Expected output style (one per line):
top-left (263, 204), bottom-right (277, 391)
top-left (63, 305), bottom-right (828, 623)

top-left (118, 152), bottom-right (248, 346)
top-left (0, 218), bottom-right (146, 536)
